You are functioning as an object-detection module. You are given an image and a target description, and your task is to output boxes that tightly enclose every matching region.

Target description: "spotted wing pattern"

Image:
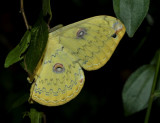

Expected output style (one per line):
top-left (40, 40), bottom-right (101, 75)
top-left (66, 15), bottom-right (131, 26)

top-left (29, 15), bottom-right (125, 106)
top-left (49, 16), bottom-right (125, 70)
top-left (30, 39), bottom-right (84, 106)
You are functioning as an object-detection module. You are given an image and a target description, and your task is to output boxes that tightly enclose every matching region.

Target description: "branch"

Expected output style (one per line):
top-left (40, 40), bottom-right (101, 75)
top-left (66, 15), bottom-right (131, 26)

top-left (20, 0), bottom-right (30, 30)
top-left (144, 54), bottom-right (160, 123)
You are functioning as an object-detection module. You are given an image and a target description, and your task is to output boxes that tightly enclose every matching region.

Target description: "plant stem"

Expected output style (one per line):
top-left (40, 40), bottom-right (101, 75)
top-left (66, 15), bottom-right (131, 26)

top-left (144, 54), bottom-right (160, 123)
top-left (43, 113), bottom-right (46, 123)
top-left (20, 0), bottom-right (30, 30)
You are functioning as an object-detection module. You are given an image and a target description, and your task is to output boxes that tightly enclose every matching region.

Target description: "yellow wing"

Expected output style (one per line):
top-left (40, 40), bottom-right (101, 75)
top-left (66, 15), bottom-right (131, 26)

top-left (29, 15), bottom-right (125, 106)
top-left (49, 15), bottom-right (125, 70)
top-left (30, 38), bottom-right (84, 106)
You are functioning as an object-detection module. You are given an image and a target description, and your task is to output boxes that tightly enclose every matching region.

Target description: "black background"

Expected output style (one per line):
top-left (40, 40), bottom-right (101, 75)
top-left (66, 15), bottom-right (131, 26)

top-left (0, 0), bottom-right (160, 123)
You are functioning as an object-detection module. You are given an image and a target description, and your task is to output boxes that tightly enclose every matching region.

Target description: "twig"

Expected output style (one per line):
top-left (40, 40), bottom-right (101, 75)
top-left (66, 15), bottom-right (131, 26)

top-left (20, 0), bottom-right (30, 30)
top-left (43, 113), bottom-right (46, 123)
top-left (144, 54), bottom-right (160, 123)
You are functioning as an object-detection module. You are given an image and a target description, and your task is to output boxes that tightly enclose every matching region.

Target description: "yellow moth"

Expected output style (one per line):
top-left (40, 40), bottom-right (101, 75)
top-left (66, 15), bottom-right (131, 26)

top-left (29, 15), bottom-right (125, 106)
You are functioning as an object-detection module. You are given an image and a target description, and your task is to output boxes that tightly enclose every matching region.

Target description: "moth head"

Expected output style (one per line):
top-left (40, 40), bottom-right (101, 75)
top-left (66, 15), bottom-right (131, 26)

top-left (111, 21), bottom-right (125, 39)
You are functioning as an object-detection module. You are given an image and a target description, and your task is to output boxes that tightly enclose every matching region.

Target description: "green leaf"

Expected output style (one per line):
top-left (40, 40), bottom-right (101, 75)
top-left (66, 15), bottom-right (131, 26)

top-left (4, 31), bottom-right (31, 68)
top-left (144, 49), bottom-right (160, 123)
top-left (155, 71), bottom-right (160, 91)
top-left (153, 90), bottom-right (160, 98)
top-left (24, 15), bottom-right (48, 76)
top-left (150, 49), bottom-right (160, 65)
top-left (150, 49), bottom-right (160, 91)
top-left (122, 65), bottom-right (155, 116)
top-left (154, 50), bottom-right (160, 91)
top-left (113, 0), bottom-right (150, 37)
top-left (42, 0), bottom-right (52, 22)
top-left (27, 108), bottom-right (43, 123)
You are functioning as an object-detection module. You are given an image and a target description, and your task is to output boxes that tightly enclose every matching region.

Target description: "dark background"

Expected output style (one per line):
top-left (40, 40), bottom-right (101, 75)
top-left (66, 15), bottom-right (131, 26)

top-left (0, 0), bottom-right (160, 123)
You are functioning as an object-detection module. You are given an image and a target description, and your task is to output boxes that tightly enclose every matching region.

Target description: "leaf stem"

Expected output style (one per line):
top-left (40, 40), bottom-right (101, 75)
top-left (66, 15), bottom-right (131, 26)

top-left (144, 54), bottom-right (160, 123)
top-left (20, 0), bottom-right (30, 30)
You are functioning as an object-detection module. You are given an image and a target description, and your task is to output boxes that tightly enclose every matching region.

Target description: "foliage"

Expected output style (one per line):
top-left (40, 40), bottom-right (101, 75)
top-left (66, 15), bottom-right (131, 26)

top-left (4, 31), bottom-right (31, 68)
top-left (122, 50), bottom-right (160, 116)
top-left (24, 15), bottom-right (48, 76)
top-left (113, 0), bottom-right (150, 37)
top-left (24, 108), bottom-right (44, 123)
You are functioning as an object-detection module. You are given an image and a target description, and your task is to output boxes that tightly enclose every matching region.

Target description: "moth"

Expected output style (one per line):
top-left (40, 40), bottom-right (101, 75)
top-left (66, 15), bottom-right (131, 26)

top-left (29, 15), bottom-right (125, 106)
